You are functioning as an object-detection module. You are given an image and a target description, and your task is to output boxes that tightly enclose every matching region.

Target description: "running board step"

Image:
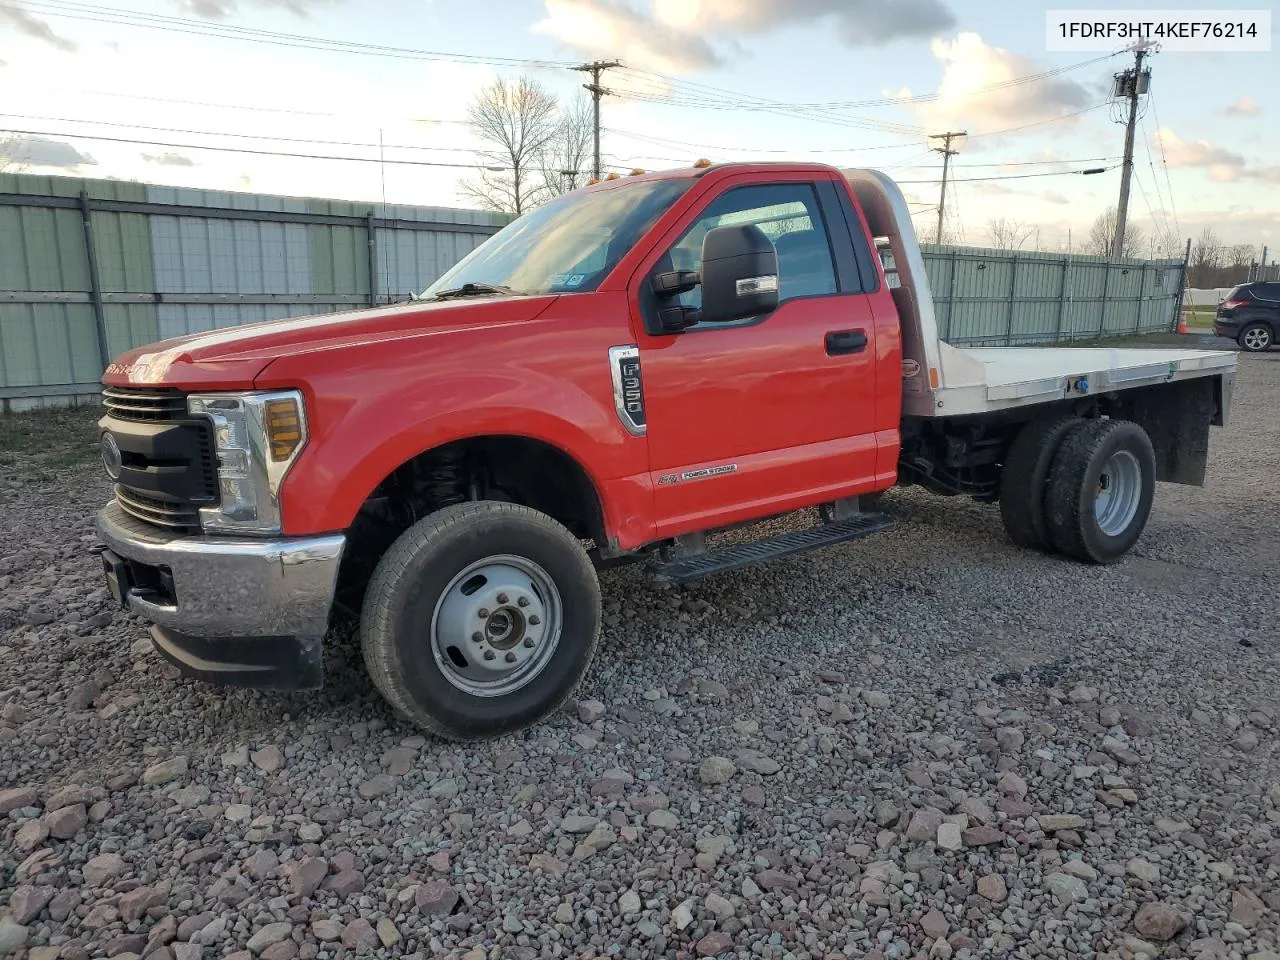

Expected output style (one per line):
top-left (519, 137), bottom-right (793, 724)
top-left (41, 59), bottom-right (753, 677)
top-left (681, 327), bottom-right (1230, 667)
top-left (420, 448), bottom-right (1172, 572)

top-left (651, 512), bottom-right (894, 585)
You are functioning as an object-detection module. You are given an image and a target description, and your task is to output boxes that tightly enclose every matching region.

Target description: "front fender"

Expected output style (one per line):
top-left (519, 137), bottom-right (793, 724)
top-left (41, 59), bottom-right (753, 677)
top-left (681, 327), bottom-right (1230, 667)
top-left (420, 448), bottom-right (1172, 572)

top-left (257, 319), bottom-right (651, 539)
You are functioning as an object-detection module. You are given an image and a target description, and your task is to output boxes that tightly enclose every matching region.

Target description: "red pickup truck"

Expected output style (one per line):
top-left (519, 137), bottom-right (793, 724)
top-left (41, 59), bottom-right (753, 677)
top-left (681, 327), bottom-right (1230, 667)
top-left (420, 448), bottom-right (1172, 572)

top-left (96, 163), bottom-right (1235, 739)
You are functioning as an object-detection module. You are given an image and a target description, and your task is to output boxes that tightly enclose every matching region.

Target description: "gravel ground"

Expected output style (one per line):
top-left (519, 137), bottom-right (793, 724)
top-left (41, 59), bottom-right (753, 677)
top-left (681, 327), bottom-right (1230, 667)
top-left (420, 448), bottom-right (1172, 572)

top-left (1, 355), bottom-right (1277, 960)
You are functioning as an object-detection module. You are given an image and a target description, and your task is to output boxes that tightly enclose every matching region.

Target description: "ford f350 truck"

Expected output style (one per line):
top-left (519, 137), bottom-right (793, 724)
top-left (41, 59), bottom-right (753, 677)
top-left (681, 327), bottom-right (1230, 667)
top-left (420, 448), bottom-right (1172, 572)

top-left (94, 163), bottom-right (1236, 739)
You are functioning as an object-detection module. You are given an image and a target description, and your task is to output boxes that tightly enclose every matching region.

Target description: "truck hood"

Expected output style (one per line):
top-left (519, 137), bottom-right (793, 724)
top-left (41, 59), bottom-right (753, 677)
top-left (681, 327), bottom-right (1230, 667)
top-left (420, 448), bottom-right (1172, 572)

top-left (101, 296), bottom-right (559, 390)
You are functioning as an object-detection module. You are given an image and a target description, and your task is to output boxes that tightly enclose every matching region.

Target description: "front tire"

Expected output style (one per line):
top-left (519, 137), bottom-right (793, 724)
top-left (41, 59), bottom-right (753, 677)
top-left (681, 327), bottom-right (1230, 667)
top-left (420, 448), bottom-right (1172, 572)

top-left (360, 502), bottom-right (601, 740)
top-left (1239, 323), bottom-right (1273, 352)
top-left (1045, 419), bottom-right (1155, 564)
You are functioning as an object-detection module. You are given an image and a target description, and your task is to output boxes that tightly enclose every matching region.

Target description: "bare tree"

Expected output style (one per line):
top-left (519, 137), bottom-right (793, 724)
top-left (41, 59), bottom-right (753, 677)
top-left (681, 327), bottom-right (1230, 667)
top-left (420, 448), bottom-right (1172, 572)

top-left (539, 95), bottom-right (593, 199)
top-left (1087, 207), bottom-right (1145, 258)
top-left (1189, 227), bottom-right (1223, 287)
top-left (460, 76), bottom-right (561, 216)
top-left (1226, 243), bottom-right (1255, 269)
top-left (914, 214), bottom-right (958, 246)
top-left (986, 217), bottom-right (1038, 251)
top-left (0, 136), bottom-right (29, 174)
top-left (1143, 226), bottom-right (1182, 260)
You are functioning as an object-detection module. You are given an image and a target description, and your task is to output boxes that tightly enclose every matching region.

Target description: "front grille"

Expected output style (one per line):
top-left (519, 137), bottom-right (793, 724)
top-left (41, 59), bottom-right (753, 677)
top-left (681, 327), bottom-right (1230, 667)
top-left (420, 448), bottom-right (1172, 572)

top-left (102, 386), bottom-right (189, 422)
top-left (114, 485), bottom-right (202, 532)
top-left (102, 385), bottom-right (218, 532)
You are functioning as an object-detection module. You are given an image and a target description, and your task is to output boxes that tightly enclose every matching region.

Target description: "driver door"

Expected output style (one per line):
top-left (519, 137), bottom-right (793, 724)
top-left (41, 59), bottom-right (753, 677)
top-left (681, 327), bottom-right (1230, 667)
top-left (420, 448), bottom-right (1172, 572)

top-left (631, 173), bottom-right (886, 537)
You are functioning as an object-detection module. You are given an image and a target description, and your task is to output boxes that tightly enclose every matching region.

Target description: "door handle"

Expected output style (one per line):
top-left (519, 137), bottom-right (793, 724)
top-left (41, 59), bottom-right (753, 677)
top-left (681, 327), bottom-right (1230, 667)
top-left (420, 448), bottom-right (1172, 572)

top-left (825, 330), bottom-right (869, 356)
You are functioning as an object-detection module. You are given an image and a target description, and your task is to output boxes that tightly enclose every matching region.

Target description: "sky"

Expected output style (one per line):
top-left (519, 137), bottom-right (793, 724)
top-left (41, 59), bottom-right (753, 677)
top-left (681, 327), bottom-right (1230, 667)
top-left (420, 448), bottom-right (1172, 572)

top-left (0, 0), bottom-right (1277, 253)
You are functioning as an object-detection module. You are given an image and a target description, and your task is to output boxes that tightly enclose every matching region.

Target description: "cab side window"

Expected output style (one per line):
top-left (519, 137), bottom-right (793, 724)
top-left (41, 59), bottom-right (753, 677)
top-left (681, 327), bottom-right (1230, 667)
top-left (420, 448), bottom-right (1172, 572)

top-left (668, 183), bottom-right (838, 311)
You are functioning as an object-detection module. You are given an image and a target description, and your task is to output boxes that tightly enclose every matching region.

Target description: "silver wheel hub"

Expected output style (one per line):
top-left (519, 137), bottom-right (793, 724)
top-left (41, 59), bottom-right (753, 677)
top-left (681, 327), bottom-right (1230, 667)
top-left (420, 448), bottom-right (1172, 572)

top-left (1094, 450), bottom-right (1142, 537)
top-left (431, 555), bottom-right (562, 697)
top-left (1244, 328), bottom-right (1270, 350)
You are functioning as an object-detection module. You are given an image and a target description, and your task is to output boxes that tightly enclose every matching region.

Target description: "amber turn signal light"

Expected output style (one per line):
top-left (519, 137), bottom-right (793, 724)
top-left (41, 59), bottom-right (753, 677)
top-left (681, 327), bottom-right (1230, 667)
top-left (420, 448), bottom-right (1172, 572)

top-left (265, 397), bottom-right (303, 461)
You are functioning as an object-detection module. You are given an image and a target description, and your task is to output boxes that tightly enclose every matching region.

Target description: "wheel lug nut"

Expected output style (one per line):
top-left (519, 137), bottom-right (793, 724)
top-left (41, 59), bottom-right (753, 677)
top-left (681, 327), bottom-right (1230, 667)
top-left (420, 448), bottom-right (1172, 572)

top-left (517, 596), bottom-right (530, 607)
top-left (505, 652), bottom-right (517, 663)
top-left (472, 631), bottom-right (483, 643)
top-left (483, 650), bottom-right (496, 661)
top-left (523, 638), bottom-right (535, 648)
top-left (497, 593), bottom-right (509, 604)
top-left (529, 615), bottom-right (541, 625)
top-left (478, 608), bottom-right (490, 618)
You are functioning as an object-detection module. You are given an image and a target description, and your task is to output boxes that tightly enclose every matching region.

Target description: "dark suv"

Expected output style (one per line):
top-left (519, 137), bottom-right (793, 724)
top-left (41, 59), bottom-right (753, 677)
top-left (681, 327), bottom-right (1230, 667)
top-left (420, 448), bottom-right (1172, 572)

top-left (1215, 282), bottom-right (1279, 352)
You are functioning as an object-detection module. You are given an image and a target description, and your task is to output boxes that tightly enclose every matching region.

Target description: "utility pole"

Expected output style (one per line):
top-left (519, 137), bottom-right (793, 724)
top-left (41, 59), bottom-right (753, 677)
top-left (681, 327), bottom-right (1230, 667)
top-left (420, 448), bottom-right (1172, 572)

top-left (929, 131), bottom-right (965, 245)
top-left (573, 60), bottom-right (621, 181)
top-left (1111, 42), bottom-right (1155, 259)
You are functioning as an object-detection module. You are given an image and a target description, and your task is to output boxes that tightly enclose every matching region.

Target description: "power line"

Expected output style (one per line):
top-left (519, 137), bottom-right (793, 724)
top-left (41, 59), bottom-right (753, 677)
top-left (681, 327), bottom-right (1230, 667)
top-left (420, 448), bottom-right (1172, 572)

top-left (1137, 114), bottom-right (1174, 240)
top-left (0, 114), bottom-right (488, 154)
top-left (965, 104), bottom-right (1109, 139)
top-left (22, 0), bottom-right (575, 67)
top-left (895, 166), bottom-right (1118, 184)
top-left (19, 85), bottom-right (473, 124)
top-left (603, 127), bottom-right (925, 156)
top-left (0, 127), bottom-right (509, 170)
top-left (954, 156), bottom-right (1119, 168)
top-left (1147, 88), bottom-right (1182, 239)
top-left (619, 53), bottom-right (1117, 113)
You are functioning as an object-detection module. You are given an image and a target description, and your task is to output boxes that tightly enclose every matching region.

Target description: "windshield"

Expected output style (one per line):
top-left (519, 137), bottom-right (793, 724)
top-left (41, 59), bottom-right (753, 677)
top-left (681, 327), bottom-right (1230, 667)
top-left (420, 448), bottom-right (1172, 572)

top-left (422, 178), bottom-right (691, 298)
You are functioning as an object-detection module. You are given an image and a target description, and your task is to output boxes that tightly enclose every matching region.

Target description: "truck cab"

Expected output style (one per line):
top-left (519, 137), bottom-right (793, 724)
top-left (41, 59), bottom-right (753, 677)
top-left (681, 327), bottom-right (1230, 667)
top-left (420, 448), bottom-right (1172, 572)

top-left (95, 162), bottom-right (1235, 740)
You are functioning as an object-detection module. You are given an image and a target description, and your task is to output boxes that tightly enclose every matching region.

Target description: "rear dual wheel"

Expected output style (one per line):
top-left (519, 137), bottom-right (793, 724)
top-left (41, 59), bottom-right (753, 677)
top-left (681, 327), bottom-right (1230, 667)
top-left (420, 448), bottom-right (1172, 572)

top-left (1000, 417), bottom-right (1156, 564)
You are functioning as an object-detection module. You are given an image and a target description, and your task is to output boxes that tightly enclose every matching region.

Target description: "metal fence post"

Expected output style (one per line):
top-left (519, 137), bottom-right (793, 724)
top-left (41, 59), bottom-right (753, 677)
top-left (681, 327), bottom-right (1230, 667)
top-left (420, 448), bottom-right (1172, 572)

top-left (1055, 255), bottom-right (1069, 341)
top-left (1005, 254), bottom-right (1019, 344)
top-left (944, 247), bottom-right (958, 341)
top-left (1171, 237), bottom-right (1191, 332)
top-left (366, 212), bottom-right (378, 308)
top-left (1098, 258), bottom-right (1111, 339)
top-left (78, 190), bottom-right (112, 370)
top-left (1138, 262), bottom-right (1148, 334)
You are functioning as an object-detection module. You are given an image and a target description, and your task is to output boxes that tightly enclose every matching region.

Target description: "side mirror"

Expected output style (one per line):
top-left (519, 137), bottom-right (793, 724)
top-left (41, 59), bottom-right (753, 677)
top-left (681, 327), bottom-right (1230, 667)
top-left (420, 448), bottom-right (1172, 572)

top-left (700, 224), bottom-right (778, 324)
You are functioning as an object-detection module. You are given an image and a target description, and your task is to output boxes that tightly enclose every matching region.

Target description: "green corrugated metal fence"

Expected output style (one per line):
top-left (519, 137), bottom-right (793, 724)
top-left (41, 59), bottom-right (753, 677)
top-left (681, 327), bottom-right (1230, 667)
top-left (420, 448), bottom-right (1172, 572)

top-left (0, 173), bottom-right (508, 407)
top-left (920, 243), bottom-right (1187, 346)
top-left (1, 173), bottom-right (1188, 406)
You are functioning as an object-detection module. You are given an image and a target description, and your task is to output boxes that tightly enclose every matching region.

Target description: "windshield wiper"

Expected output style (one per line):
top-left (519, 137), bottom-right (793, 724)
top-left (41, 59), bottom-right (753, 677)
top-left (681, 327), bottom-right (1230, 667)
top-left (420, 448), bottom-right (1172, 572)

top-left (429, 282), bottom-right (515, 301)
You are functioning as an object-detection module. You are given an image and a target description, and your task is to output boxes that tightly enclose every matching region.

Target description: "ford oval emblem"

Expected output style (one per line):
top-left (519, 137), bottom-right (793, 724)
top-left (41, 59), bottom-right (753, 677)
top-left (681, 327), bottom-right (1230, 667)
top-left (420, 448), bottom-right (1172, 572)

top-left (101, 432), bottom-right (123, 480)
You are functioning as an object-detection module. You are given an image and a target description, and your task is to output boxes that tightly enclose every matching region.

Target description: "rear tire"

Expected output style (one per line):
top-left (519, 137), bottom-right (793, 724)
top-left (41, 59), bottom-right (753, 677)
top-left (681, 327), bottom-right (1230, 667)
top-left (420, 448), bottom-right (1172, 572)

top-left (999, 415), bottom-right (1083, 551)
top-left (1239, 323), bottom-right (1273, 352)
top-left (1045, 419), bottom-right (1155, 564)
top-left (360, 501), bottom-right (601, 740)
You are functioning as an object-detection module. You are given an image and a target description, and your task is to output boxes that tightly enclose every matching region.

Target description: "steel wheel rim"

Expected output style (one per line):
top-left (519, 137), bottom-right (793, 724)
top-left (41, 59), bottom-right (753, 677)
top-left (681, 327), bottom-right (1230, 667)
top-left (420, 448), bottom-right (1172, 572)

top-left (1244, 327), bottom-right (1270, 350)
top-left (430, 554), bottom-right (562, 698)
top-left (1094, 450), bottom-right (1142, 537)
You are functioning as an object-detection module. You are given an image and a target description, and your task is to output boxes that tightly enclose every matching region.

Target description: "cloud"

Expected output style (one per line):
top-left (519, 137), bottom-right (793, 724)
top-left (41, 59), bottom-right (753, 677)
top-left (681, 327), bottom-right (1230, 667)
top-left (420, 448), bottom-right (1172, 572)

top-left (533, 0), bottom-right (954, 74)
top-left (1245, 166), bottom-right (1280, 185)
top-left (1155, 128), bottom-right (1245, 182)
top-left (0, 4), bottom-right (77, 52)
top-left (1223, 95), bottom-right (1262, 118)
top-left (651, 0), bottom-right (955, 46)
top-left (533, 0), bottom-right (723, 73)
top-left (899, 33), bottom-right (1092, 136)
top-left (2, 136), bottom-right (96, 167)
top-left (143, 151), bottom-right (197, 167)
top-left (1041, 190), bottom-right (1069, 205)
top-left (177, 0), bottom-right (337, 17)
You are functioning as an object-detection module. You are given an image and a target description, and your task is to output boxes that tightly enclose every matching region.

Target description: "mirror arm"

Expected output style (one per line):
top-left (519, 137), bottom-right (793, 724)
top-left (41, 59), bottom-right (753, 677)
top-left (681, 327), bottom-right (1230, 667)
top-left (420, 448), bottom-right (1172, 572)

top-left (652, 270), bottom-right (701, 297)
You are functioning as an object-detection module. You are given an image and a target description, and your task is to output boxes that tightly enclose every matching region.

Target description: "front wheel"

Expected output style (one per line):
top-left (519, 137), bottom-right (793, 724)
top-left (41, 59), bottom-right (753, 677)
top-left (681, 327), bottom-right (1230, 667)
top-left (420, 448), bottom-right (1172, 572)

top-left (360, 502), bottom-right (601, 740)
top-left (1239, 323), bottom-right (1273, 352)
top-left (1045, 419), bottom-right (1156, 564)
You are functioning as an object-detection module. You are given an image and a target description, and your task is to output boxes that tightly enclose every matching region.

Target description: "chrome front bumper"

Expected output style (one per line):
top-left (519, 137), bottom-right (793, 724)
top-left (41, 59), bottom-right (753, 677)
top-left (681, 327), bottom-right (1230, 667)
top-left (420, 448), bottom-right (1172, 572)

top-left (95, 501), bottom-right (345, 640)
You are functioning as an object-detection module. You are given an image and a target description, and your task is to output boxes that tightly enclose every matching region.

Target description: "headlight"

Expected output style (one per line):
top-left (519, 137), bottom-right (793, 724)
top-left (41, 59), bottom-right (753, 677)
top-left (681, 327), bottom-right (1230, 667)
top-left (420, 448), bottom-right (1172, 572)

top-left (187, 390), bottom-right (308, 535)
